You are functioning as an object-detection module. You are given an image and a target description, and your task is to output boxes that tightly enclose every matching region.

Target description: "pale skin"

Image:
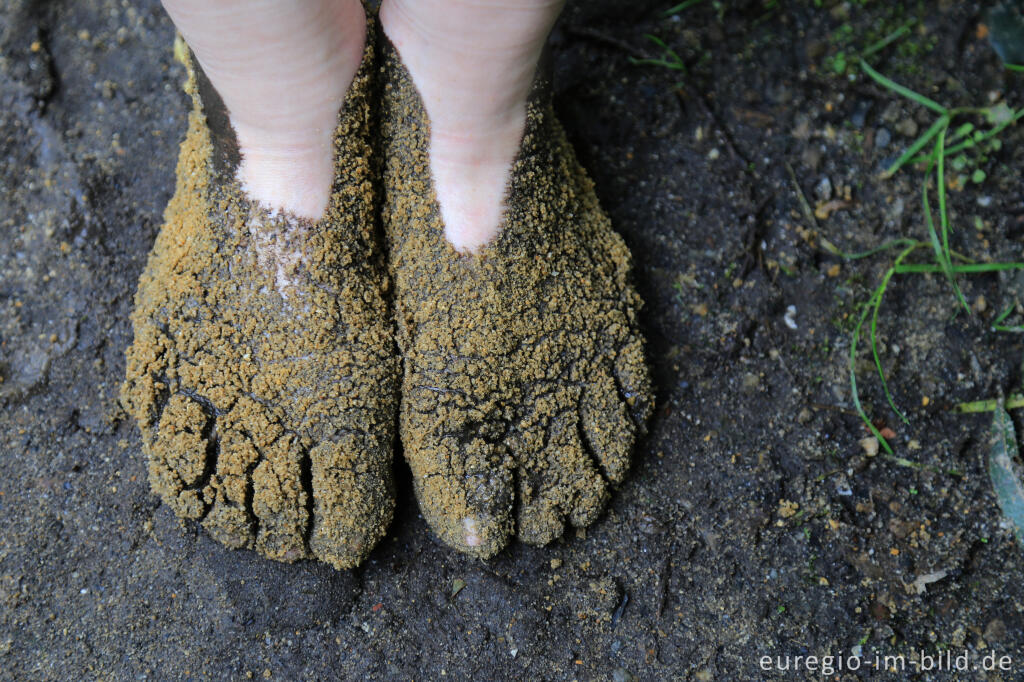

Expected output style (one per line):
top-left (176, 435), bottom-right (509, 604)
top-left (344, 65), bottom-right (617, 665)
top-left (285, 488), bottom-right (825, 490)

top-left (162, 0), bottom-right (565, 252)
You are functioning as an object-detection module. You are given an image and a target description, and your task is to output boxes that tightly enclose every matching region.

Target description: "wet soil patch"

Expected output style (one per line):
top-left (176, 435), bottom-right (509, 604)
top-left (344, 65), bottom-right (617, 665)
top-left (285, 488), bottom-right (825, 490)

top-left (2, 0), bottom-right (1022, 678)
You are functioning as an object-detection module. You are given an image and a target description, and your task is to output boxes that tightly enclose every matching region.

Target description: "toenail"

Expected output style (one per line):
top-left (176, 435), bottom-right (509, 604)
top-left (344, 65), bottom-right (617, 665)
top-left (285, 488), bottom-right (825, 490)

top-left (463, 517), bottom-right (482, 547)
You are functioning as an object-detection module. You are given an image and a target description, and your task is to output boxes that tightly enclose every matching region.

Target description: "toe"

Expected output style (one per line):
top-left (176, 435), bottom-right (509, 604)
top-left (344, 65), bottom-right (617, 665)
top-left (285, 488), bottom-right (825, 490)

top-left (580, 368), bottom-right (636, 485)
top-left (148, 393), bottom-right (214, 520)
top-left (250, 431), bottom-right (311, 562)
top-left (201, 428), bottom-right (259, 549)
top-left (613, 336), bottom-right (654, 430)
top-left (308, 433), bottom-right (395, 570)
top-left (405, 420), bottom-right (515, 558)
top-left (517, 417), bottom-right (609, 545)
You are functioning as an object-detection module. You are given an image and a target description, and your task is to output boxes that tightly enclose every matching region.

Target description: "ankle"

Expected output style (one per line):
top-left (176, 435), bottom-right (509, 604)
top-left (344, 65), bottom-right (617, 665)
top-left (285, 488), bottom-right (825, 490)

top-left (170, 0), bottom-right (368, 220)
top-left (380, 0), bottom-right (564, 252)
top-left (235, 142), bottom-right (335, 220)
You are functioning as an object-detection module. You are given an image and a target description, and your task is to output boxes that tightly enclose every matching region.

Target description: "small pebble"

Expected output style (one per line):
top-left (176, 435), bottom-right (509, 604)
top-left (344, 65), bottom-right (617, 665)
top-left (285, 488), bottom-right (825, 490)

top-left (875, 127), bottom-right (892, 149)
top-left (814, 176), bottom-right (833, 202)
top-left (783, 305), bottom-right (798, 330)
top-left (612, 668), bottom-right (635, 682)
top-left (895, 118), bottom-right (918, 137)
top-left (850, 101), bottom-right (871, 128)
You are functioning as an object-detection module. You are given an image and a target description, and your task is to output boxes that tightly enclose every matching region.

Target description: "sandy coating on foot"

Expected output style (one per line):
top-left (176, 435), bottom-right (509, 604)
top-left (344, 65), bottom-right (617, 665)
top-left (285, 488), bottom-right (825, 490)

top-left (379, 39), bottom-right (654, 558)
top-left (120, 34), bottom-right (398, 570)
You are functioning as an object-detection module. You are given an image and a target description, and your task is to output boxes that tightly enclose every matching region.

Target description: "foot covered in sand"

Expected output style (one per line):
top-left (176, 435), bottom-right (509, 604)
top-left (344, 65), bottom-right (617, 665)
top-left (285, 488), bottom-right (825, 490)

top-left (379, 38), bottom-right (654, 558)
top-left (121, 31), bottom-right (398, 569)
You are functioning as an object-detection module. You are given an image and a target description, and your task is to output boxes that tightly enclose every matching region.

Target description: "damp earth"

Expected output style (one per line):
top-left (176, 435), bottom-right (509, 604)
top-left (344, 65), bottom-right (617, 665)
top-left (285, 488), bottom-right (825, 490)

top-left (2, 0), bottom-right (1023, 678)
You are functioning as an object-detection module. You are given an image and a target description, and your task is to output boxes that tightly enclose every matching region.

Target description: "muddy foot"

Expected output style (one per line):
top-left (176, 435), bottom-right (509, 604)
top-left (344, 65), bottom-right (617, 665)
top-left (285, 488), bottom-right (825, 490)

top-left (380, 40), bottom-right (654, 558)
top-left (121, 36), bottom-right (398, 570)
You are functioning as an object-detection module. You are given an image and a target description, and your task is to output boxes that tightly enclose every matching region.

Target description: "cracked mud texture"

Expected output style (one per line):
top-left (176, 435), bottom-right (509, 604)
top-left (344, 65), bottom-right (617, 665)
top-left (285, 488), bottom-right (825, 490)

top-left (120, 34), bottom-right (398, 570)
top-left (380, 39), bottom-right (653, 558)
top-left (3, 0), bottom-right (1024, 679)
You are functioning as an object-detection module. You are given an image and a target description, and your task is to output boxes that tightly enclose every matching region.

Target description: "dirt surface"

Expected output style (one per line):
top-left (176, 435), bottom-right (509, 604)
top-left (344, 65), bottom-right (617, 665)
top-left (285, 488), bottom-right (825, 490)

top-left (2, 0), bottom-right (1024, 679)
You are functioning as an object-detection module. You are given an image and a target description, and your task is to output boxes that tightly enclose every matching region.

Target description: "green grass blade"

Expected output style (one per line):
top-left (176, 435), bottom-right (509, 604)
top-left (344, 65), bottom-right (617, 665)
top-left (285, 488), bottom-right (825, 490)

top-left (922, 158), bottom-right (947, 277)
top-left (861, 22), bottom-right (914, 57)
top-left (934, 128), bottom-right (969, 312)
top-left (919, 147), bottom-right (969, 310)
top-left (630, 35), bottom-right (685, 71)
top-left (955, 394), bottom-right (1024, 413)
top-left (994, 304), bottom-right (1015, 326)
top-left (882, 116), bottom-right (948, 178)
top-left (942, 107), bottom-right (1024, 157)
top-left (860, 59), bottom-right (948, 115)
top-left (822, 238), bottom-right (919, 260)
top-left (850, 294), bottom-right (894, 455)
top-left (869, 267), bottom-right (909, 424)
top-left (894, 262), bottom-right (1024, 274)
top-left (871, 245), bottom-right (922, 424)
top-left (849, 242), bottom-right (922, 450)
top-left (937, 128), bottom-right (949, 241)
top-left (663, 0), bottom-right (705, 16)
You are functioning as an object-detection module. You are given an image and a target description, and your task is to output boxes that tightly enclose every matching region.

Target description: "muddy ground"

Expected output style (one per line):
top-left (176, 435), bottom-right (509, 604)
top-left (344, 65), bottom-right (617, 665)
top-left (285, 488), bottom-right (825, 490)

top-left (2, 0), bottom-right (1024, 679)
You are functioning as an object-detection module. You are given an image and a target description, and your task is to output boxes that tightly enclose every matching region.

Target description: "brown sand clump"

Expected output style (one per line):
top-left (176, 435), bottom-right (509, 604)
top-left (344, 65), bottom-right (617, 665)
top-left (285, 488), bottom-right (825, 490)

top-left (120, 29), bottom-right (398, 570)
top-left (379, 38), bottom-right (654, 559)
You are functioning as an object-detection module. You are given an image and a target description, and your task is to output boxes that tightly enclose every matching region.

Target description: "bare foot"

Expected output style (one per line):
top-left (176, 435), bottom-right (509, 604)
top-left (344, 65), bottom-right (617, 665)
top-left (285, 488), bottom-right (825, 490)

top-left (121, 19), bottom-right (398, 569)
top-left (378, 30), bottom-right (653, 557)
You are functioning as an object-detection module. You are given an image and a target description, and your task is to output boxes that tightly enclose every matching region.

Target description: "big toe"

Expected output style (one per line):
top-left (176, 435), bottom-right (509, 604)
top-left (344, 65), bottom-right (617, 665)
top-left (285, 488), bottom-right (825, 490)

top-left (405, 425), bottom-right (515, 558)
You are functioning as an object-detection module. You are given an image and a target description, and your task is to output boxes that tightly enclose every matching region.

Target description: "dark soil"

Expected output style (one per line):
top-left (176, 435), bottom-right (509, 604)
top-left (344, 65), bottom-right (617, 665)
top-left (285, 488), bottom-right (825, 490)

top-left (2, 0), bottom-right (1023, 679)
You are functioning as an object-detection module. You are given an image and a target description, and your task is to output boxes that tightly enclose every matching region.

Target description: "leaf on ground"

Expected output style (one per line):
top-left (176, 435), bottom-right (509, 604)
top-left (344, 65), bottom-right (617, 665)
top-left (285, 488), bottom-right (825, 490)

top-left (986, 2), bottom-right (1024, 67)
top-left (988, 405), bottom-right (1024, 546)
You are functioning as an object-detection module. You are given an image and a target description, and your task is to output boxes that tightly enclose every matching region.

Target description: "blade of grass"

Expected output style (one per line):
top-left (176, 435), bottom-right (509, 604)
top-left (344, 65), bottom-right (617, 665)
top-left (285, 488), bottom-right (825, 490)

top-left (664, 0), bottom-right (706, 16)
top-left (869, 245), bottom-right (923, 424)
top-left (860, 59), bottom-right (948, 115)
top-left (922, 156), bottom-right (948, 278)
top-left (934, 127), bottom-right (969, 312)
top-left (820, 237), bottom-right (918, 260)
top-left (921, 147), bottom-right (969, 311)
top-left (994, 304), bottom-right (1015, 326)
top-left (882, 116), bottom-right (948, 178)
top-left (883, 453), bottom-right (963, 477)
top-left (850, 287), bottom-right (895, 455)
top-left (956, 394), bottom-right (1024, 413)
top-left (869, 270), bottom-right (908, 424)
top-left (861, 21), bottom-right (914, 58)
top-left (992, 304), bottom-right (1024, 332)
top-left (849, 241), bottom-right (922, 452)
top-left (937, 107), bottom-right (1024, 158)
top-left (895, 262), bottom-right (1024, 274)
top-left (629, 35), bottom-right (685, 71)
